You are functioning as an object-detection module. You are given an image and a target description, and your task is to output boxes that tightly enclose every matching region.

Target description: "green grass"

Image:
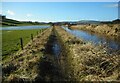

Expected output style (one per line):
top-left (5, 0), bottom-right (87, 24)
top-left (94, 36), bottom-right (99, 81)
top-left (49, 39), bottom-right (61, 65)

top-left (2, 29), bottom-right (45, 57)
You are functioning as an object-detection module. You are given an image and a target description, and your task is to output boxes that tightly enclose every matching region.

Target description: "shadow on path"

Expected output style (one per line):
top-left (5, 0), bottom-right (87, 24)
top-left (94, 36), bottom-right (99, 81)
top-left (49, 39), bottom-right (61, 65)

top-left (35, 27), bottom-right (65, 82)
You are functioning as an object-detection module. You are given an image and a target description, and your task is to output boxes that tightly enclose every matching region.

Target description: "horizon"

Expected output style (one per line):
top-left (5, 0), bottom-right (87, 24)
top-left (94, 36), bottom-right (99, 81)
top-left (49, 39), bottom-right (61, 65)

top-left (2, 2), bottom-right (118, 22)
top-left (1, 15), bottom-right (119, 23)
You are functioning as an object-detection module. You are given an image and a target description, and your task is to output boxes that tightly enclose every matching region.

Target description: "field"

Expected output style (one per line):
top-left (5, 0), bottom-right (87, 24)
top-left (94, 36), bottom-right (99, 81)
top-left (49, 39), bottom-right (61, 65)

top-left (2, 29), bottom-right (45, 58)
top-left (2, 26), bottom-right (120, 82)
top-left (2, 28), bottom-right (52, 82)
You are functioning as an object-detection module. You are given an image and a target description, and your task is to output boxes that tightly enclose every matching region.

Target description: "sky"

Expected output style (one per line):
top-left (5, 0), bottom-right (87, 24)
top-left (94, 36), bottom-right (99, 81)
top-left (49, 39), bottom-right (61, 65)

top-left (2, 0), bottom-right (119, 2)
top-left (1, 2), bottom-right (119, 22)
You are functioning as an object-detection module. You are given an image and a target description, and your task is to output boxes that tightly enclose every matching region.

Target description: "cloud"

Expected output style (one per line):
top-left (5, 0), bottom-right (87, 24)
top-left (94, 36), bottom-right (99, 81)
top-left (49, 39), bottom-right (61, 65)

top-left (7, 10), bottom-right (15, 15)
top-left (105, 4), bottom-right (118, 8)
top-left (27, 14), bottom-right (32, 17)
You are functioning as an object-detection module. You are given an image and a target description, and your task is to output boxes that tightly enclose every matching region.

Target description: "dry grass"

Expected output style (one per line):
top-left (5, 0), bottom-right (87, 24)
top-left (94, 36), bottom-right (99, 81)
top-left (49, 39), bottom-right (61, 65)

top-left (2, 26), bottom-right (120, 82)
top-left (2, 28), bottom-right (52, 82)
top-left (55, 26), bottom-right (120, 81)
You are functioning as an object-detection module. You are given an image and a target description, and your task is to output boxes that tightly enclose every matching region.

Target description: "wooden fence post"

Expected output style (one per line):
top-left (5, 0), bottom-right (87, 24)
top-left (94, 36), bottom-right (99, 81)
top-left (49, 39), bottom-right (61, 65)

top-left (37, 31), bottom-right (38, 35)
top-left (31, 34), bottom-right (33, 41)
top-left (20, 38), bottom-right (23, 50)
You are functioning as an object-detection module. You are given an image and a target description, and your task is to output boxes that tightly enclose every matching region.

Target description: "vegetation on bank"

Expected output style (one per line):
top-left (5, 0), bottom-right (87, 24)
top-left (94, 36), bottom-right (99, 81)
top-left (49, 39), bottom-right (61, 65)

top-left (2, 29), bottom-right (45, 58)
top-left (2, 28), bottom-right (52, 82)
top-left (55, 26), bottom-right (120, 81)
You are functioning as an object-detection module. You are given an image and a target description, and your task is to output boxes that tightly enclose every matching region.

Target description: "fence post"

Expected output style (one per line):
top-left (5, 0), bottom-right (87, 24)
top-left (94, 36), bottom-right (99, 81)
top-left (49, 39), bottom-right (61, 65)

top-left (20, 38), bottom-right (23, 50)
top-left (31, 34), bottom-right (33, 41)
top-left (37, 31), bottom-right (38, 35)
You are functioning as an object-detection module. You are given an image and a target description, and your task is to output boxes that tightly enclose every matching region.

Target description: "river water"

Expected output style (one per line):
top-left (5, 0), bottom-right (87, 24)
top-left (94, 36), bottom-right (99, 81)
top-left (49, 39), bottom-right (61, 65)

top-left (1, 25), bottom-right (50, 30)
top-left (62, 26), bottom-right (120, 51)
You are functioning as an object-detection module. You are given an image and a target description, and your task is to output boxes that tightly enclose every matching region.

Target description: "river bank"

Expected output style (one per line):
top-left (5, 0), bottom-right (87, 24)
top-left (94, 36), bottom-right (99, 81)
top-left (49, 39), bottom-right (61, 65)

top-left (70, 24), bottom-right (120, 41)
top-left (55, 26), bottom-right (120, 81)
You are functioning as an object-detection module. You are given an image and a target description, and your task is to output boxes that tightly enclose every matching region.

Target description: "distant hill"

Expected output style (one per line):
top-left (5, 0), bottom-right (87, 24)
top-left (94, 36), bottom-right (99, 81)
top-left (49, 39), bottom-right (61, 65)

top-left (0, 15), bottom-right (48, 27)
top-left (112, 19), bottom-right (120, 23)
top-left (77, 19), bottom-right (120, 24)
top-left (100, 19), bottom-right (120, 24)
top-left (0, 15), bottom-right (21, 26)
top-left (77, 20), bottom-right (101, 24)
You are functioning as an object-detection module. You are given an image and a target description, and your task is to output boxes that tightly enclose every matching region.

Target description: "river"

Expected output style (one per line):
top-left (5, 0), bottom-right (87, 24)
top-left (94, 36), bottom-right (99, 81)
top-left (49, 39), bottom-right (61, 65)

top-left (1, 25), bottom-right (50, 30)
top-left (62, 26), bottom-right (120, 51)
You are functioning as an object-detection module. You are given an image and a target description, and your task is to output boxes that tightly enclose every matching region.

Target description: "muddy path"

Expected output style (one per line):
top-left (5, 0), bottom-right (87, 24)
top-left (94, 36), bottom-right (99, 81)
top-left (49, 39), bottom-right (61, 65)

top-left (2, 27), bottom-right (71, 82)
top-left (36, 27), bottom-right (66, 82)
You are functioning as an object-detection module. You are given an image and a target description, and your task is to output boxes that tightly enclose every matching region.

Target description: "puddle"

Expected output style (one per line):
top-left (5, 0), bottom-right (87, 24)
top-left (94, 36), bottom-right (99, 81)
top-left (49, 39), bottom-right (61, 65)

top-left (38, 28), bottom-right (63, 81)
top-left (45, 29), bottom-right (61, 57)
top-left (52, 41), bottom-right (61, 57)
top-left (1, 25), bottom-right (50, 30)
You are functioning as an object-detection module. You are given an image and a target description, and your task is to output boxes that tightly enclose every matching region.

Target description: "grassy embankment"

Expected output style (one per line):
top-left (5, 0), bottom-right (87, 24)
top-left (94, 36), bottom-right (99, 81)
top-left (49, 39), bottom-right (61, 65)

top-left (55, 26), bottom-right (120, 81)
top-left (2, 28), bottom-right (52, 82)
top-left (2, 29), bottom-right (45, 58)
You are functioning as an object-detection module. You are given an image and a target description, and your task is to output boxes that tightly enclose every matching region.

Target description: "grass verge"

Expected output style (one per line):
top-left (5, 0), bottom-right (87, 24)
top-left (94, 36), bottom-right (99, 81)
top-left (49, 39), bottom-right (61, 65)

top-left (2, 29), bottom-right (45, 57)
top-left (2, 28), bottom-right (52, 82)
